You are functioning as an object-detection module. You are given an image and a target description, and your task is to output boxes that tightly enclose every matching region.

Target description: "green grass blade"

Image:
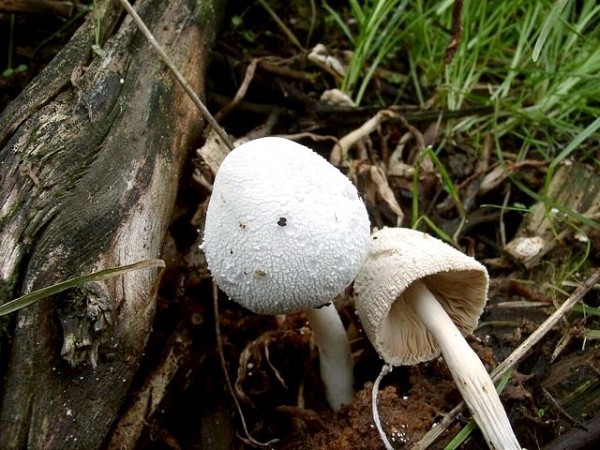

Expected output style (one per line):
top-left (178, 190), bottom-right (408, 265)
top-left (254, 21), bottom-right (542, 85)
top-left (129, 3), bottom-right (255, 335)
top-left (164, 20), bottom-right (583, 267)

top-left (348, 0), bottom-right (365, 25)
top-left (0, 259), bottom-right (165, 316)
top-left (426, 147), bottom-right (464, 216)
top-left (544, 115), bottom-right (600, 196)
top-left (444, 369), bottom-right (513, 450)
top-left (414, 215), bottom-right (455, 245)
top-left (533, 0), bottom-right (570, 62)
top-left (584, 329), bottom-right (600, 340)
top-left (572, 303), bottom-right (600, 318)
top-left (323, 2), bottom-right (354, 43)
top-left (511, 177), bottom-right (600, 231)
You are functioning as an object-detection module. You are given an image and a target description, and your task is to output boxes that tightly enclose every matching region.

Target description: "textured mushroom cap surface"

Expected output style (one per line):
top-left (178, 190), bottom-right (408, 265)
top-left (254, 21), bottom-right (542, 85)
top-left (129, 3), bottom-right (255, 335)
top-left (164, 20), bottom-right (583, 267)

top-left (353, 227), bottom-right (488, 365)
top-left (202, 137), bottom-right (371, 315)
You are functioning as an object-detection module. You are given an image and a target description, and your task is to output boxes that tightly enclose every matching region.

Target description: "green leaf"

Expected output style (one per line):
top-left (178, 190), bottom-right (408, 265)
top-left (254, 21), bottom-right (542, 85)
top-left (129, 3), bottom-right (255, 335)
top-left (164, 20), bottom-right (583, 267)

top-left (444, 369), bottom-right (513, 450)
top-left (533, 0), bottom-right (570, 62)
top-left (0, 259), bottom-right (165, 316)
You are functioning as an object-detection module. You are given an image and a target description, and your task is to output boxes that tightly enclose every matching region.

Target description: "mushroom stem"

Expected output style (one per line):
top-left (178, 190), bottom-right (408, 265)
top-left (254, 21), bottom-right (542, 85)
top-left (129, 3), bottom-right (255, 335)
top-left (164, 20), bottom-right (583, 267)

top-left (305, 304), bottom-right (354, 411)
top-left (408, 280), bottom-right (521, 450)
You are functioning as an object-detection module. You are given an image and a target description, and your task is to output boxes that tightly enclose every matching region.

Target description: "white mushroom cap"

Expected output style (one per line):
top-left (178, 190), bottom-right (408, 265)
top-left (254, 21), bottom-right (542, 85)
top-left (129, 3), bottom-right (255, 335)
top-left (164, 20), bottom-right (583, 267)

top-left (354, 227), bottom-right (488, 365)
top-left (201, 137), bottom-right (371, 315)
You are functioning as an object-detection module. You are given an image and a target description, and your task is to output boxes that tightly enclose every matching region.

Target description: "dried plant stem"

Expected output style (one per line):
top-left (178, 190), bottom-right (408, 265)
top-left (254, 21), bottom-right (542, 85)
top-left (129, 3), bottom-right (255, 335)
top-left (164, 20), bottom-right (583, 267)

top-left (214, 58), bottom-right (260, 122)
top-left (257, 0), bottom-right (304, 51)
top-left (444, 0), bottom-right (463, 64)
top-left (331, 109), bottom-right (398, 165)
top-left (212, 282), bottom-right (279, 447)
top-left (413, 267), bottom-right (600, 449)
top-left (117, 0), bottom-right (233, 150)
top-left (491, 268), bottom-right (600, 378)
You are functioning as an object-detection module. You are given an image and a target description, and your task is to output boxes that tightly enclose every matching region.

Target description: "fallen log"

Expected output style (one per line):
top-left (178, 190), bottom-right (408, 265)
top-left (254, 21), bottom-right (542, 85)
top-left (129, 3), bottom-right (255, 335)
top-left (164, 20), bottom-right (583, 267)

top-left (0, 0), bottom-right (224, 447)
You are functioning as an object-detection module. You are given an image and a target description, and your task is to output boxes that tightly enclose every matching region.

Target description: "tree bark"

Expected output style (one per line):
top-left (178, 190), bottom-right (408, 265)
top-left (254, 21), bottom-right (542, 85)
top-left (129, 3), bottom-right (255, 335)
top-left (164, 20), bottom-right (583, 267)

top-left (0, 0), bottom-right (224, 448)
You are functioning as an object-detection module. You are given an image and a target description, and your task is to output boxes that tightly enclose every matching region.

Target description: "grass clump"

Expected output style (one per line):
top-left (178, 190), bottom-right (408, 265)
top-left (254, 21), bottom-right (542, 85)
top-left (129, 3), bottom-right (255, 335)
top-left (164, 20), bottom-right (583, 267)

top-left (324, 0), bottom-right (410, 105)
top-left (328, 0), bottom-right (600, 158)
top-left (326, 0), bottom-right (600, 240)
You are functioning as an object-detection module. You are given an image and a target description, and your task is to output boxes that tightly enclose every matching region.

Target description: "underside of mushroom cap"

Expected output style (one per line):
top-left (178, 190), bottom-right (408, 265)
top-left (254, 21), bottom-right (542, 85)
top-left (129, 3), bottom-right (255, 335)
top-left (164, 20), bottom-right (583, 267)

top-left (202, 137), bottom-right (371, 315)
top-left (353, 227), bottom-right (488, 366)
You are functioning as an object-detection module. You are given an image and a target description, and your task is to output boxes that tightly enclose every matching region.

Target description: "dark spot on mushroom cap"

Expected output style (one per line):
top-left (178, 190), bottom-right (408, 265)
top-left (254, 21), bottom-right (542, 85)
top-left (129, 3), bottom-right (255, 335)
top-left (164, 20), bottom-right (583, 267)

top-left (239, 223), bottom-right (247, 229)
top-left (277, 217), bottom-right (287, 227)
top-left (229, 249), bottom-right (234, 255)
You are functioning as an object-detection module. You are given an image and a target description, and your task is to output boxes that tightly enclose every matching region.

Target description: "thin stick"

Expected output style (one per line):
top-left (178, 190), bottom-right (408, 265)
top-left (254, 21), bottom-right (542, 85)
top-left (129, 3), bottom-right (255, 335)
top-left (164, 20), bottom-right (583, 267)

top-left (257, 0), bottom-right (304, 52)
top-left (330, 109), bottom-right (398, 165)
top-left (214, 58), bottom-right (260, 123)
top-left (444, 0), bottom-right (463, 64)
top-left (413, 267), bottom-right (600, 449)
top-left (491, 268), bottom-right (600, 379)
top-left (212, 282), bottom-right (279, 447)
top-left (306, 0), bottom-right (317, 47)
top-left (117, 0), bottom-right (234, 150)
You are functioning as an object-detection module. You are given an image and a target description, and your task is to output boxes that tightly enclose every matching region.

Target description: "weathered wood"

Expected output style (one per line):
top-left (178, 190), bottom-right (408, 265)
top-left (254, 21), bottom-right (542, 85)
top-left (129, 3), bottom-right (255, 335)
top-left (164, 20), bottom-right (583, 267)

top-left (541, 347), bottom-right (600, 422)
top-left (520, 162), bottom-right (600, 239)
top-left (508, 162), bottom-right (600, 268)
top-left (0, 0), bottom-right (224, 448)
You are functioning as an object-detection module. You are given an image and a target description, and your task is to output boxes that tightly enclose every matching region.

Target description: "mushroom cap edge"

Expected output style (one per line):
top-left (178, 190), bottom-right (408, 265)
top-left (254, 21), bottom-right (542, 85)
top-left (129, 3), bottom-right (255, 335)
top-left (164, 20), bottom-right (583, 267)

top-left (353, 227), bottom-right (489, 366)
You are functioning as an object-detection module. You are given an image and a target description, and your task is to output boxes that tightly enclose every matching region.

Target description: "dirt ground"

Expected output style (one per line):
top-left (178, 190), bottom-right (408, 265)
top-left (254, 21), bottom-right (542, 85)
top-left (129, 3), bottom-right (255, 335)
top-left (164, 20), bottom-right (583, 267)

top-left (1, 2), bottom-right (599, 449)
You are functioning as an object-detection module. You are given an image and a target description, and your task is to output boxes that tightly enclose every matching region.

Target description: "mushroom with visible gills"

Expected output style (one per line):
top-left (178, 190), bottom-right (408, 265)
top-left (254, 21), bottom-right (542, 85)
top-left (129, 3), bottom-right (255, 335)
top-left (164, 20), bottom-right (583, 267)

top-left (354, 227), bottom-right (521, 449)
top-left (201, 136), bottom-right (371, 410)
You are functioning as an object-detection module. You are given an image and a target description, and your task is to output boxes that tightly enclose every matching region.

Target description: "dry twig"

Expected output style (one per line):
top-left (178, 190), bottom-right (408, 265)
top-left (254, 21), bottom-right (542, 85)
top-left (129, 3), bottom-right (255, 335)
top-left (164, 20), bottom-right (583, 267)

top-left (213, 282), bottom-right (279, 447)
top-left (214, 58), bottom-right (260, 122)
top-left (117, 0), bottom-right (233, 149)
top-left (330, 109), bottom-right (398, 165)
top-left (444, 0), bottom-right (463, 64)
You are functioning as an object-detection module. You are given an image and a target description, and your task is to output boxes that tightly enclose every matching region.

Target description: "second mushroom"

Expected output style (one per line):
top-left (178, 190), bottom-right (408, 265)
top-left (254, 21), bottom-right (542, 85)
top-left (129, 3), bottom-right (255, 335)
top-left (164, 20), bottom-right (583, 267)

top-left (354, 227), bottom-right (521, 449)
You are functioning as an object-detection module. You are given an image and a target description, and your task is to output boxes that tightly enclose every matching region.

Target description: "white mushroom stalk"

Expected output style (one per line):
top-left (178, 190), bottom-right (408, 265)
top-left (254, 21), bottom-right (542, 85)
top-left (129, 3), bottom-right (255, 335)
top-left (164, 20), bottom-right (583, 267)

top-left (201, 137), bottom-right (371, 411)
top-left (305, 305), bottom-right (355, 410)
top-left (409, 280), bottom-right (520, 449)
top-left (354, 227), bottom-right (521, 449)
